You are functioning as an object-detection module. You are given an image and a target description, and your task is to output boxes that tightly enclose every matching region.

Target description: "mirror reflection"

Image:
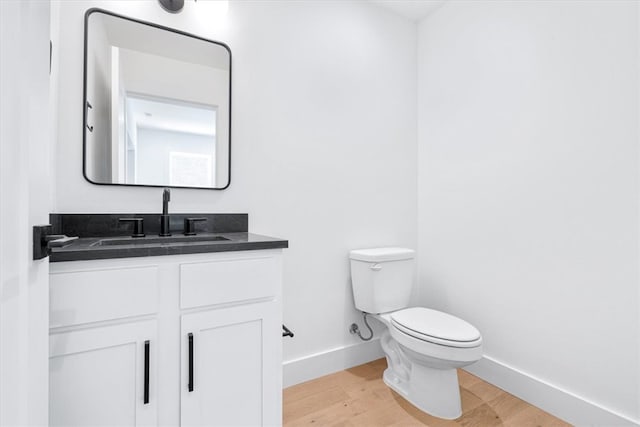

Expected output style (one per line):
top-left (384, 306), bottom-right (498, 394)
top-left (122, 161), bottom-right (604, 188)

top-left (83, 9), bottom-right (231, 189)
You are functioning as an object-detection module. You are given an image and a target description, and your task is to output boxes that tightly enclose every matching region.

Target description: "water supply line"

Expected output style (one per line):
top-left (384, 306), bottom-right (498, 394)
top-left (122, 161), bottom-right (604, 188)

top-left (349, 312), bottom-right (374, 341)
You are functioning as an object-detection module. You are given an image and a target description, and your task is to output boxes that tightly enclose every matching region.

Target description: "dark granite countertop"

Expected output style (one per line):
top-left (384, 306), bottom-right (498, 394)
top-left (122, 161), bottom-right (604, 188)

top-left (50, 232), bottom-right (288, 262)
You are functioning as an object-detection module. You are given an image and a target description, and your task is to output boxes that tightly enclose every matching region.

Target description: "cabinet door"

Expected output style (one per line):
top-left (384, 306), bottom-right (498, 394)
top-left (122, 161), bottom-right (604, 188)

top-left (49, 320), bottom-right (157, 427)
top-left (180, 302), bottom-right (281, 427)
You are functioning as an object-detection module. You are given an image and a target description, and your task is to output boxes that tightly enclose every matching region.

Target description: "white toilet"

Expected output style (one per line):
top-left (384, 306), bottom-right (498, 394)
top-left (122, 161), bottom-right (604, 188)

top-left (350, 247), bottom-right (483, 420)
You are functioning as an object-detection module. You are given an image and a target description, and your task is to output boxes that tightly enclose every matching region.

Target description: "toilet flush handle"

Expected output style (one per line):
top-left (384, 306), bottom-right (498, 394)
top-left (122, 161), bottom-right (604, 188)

top-left (370, 263), bottom-right (382, 271)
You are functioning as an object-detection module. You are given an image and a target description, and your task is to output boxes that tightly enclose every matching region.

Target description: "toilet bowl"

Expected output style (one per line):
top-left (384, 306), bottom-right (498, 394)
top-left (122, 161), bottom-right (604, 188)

top-left (349, 248), bottom-right (483, 420)
top-left (375, 308), bottom-right (482, 419)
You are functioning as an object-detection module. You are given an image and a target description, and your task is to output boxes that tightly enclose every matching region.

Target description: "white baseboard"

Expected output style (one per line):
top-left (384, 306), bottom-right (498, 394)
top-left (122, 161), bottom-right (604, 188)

top-left (283, 339), bottom-right (384, 388)
top-left (464, 355), bottom-right (639, 427)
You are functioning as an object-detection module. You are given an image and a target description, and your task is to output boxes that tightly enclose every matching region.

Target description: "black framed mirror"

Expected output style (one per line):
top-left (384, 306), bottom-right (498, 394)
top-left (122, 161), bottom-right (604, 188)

top-left (83, 8), bottom-right (231, 190)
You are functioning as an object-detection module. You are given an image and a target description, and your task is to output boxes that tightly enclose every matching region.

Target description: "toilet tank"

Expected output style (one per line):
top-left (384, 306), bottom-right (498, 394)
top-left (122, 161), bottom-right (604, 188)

top-left (349, 247), bottom-right (415, 314)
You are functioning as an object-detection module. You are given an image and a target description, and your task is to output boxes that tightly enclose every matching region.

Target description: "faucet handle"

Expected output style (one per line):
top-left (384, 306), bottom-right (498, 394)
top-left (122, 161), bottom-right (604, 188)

top-left (119, 218), bottom-right (145, 238)
top-left (184, 217), bottom-right (207, 236)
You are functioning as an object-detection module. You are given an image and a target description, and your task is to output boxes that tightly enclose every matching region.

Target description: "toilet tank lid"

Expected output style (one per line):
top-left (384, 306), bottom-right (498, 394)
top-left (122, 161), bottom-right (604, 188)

top-left (350, 247), bottom-right (415, 262)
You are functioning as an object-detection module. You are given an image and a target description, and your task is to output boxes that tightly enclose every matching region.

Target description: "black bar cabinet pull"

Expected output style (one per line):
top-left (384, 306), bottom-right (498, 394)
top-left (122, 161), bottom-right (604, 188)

top-left (144, 340), bottom-right (150, 404)
top-left (188, 333), bottom-right (194, 392)
top-left (282, 324), bottom-right (294, 338)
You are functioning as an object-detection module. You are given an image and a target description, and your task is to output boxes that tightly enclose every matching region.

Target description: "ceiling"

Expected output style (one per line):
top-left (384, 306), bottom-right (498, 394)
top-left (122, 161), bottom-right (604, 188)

top-left (369, 0), bottom-right (447, 22)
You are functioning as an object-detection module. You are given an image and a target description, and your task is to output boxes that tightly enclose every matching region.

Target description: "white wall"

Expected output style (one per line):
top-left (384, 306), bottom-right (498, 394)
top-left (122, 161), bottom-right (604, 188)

top-left (52, 0), bottom-right (417, 381)
top-left (417, 1), bottom-right (639, 424)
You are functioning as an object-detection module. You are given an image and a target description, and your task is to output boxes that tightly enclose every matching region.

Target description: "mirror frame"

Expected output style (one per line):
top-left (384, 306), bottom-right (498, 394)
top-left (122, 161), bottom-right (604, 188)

top-left (82, 8), bottom-right (232, 190)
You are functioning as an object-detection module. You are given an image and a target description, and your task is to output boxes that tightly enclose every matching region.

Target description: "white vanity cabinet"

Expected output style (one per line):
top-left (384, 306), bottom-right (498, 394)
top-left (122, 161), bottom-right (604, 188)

top-left (180, 302), bottom-right (280, 427)
top-left (49, 249), bottom-right (283, 427)
top-left (49, 320), bottom-right (158, 427)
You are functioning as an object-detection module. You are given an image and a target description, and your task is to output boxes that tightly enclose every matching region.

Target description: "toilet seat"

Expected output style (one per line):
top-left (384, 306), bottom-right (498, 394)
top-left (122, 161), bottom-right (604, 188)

top-left (391, 307), bottom-right (482, 348)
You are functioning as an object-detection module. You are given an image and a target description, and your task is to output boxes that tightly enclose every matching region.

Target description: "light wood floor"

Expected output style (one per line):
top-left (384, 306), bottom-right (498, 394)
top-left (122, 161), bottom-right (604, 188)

top-left (283, 358), bottom-right (572, 426)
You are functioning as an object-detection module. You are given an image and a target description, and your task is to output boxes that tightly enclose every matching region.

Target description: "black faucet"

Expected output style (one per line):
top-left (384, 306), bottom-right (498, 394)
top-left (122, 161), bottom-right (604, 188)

top-left (160, 188), bottom-right (171, 236)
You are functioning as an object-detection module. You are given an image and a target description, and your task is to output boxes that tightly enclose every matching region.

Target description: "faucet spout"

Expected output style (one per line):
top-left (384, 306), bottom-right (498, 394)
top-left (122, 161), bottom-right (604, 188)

top-left (162, 188), bottom-right (170, 215)
top-left (160, 188), bottom-right (171, 236)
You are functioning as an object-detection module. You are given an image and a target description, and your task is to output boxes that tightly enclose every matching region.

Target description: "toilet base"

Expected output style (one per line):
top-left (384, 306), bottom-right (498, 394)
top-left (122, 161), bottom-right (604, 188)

top-left (379, 329), bottom-right (463, 420)
top-left (382, 364), bottom-right (462, 420)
